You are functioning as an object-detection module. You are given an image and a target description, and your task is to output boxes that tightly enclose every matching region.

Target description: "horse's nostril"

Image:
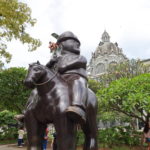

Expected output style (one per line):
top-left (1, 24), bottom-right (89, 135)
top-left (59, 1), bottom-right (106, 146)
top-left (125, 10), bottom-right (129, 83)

top-left (24, 79), bottom-right (34, 89)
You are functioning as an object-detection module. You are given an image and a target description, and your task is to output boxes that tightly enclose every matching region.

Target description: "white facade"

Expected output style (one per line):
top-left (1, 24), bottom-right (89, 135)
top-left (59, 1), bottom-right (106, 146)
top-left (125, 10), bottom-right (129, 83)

top-left (88, 31), bottom-right (128, 77)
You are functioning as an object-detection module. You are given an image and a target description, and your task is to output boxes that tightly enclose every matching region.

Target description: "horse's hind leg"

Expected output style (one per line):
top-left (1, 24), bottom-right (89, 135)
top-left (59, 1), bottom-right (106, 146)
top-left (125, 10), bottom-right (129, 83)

top-left (82, 108), bottom-right (98, 150)
top-left (25, 112), bottom-right (46, 150)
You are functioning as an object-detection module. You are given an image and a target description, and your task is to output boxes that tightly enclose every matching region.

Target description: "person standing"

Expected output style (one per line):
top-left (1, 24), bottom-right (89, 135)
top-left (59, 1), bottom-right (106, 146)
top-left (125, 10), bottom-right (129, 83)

top-left (42, 128), bottom-right (49, 150)
top-left (51, 132), bottom-right (57, 150)
top-left (17, 126), bottom-right (25, 147)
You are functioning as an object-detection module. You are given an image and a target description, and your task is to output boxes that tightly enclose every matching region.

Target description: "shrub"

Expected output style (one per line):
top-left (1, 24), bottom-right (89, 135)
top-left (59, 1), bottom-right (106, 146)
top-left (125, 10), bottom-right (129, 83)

top-left (76, 126), bottom-right (142, 148)
top-left (99, 126), bottom-right (142, 147)
top-left (0, 110), bottom-right (18, 141)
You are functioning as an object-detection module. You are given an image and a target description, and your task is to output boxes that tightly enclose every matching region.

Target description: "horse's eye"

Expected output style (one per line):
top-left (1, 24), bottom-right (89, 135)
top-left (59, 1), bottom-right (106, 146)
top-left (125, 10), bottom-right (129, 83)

top-left (34, 67), bottom-right (41, 71)
top-left (34, 68), bottom-right (39, 71)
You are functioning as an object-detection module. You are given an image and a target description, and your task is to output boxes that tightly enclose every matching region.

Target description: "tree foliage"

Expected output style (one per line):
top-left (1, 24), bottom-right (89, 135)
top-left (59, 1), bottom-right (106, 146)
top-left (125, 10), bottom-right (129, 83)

top-left (99, 59), bottom-right (150, 87)
top-left (97, 73), bottom-right (150, 124)
top-left (0, 67), bottom-right (31, 113)
top-left (88, 79), bottom-right (101, 93)
top-left (0, 0), bottom-right (41, 67)
top-left (0, 110), bottom-right (18, 141)
top-left (0, 110), bottom-right (17, 126)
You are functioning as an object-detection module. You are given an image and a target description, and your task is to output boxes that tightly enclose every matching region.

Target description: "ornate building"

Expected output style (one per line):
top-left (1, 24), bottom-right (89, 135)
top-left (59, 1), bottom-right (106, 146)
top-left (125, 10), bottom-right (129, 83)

top-left (87, 30), bottom-right (128, 77)
top-left (141, 58), bottom-right (150, 72)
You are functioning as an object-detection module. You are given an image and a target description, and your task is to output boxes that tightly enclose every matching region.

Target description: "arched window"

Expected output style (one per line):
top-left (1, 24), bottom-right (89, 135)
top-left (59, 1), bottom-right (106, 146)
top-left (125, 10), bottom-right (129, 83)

top-left (109, 61), bottom-right (117, 71)
top-left (109, 61), bottom-right (117, 66)
top-left (96, 63), bottom-right (105, 74)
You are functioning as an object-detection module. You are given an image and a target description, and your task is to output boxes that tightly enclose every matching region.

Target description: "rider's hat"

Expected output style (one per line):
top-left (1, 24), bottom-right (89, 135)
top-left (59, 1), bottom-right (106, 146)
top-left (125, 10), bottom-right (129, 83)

top-left (57, 31), bottom-right (80, 46)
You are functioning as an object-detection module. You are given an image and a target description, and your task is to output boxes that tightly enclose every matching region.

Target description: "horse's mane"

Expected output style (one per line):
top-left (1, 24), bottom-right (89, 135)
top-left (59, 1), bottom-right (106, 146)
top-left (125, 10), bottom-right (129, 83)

top-left (29, 62), bottom-right (56, 75)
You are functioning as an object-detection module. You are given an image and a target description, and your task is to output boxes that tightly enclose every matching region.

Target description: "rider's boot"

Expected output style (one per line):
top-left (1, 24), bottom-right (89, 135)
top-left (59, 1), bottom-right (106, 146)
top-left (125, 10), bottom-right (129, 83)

top-left (66, 105), bottom-right (86, 125)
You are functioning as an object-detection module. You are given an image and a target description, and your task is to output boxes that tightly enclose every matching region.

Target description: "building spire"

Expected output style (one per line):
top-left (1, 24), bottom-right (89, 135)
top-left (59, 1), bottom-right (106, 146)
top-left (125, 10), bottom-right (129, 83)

top-left (101, 30), bottom-right (110, 42)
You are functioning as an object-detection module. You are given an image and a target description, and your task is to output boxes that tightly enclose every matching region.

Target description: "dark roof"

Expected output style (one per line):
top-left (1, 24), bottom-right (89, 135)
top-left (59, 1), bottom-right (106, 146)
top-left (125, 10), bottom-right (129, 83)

top-left (141, 58), bottom-right (150, 62)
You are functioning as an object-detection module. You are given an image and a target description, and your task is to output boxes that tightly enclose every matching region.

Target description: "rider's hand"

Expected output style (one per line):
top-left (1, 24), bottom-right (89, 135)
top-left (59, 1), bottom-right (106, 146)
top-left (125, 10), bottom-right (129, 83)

top-left (49, 42), bottom-right (58, 52)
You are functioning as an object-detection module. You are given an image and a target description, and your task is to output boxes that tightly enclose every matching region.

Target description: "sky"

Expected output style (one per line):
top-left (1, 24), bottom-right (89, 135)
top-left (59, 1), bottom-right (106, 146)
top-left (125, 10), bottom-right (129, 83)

top-left (6, 0), bottom-right (150, 68)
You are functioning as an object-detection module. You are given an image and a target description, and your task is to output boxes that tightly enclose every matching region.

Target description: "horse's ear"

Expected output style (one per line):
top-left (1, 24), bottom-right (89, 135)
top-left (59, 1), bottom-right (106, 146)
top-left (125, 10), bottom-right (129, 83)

top-left (37, 61), bottom-right (40, 65)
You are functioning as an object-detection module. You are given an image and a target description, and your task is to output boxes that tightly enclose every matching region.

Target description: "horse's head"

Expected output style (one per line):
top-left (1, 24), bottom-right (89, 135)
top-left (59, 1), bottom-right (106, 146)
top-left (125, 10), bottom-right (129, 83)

top-left (24, 61), bottom-right (47, 88)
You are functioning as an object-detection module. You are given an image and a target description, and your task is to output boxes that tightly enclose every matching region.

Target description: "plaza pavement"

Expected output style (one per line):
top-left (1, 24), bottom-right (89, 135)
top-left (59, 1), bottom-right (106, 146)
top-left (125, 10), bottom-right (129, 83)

top-left (0, 143), bottom-right (53, 150)
top-left (0, 144), bottom-right (26, 150)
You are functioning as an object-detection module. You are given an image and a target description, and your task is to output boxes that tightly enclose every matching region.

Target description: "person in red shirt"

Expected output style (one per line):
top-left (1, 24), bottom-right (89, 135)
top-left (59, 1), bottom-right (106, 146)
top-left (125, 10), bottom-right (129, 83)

top-left (42, 128), bottom-right (49, 150)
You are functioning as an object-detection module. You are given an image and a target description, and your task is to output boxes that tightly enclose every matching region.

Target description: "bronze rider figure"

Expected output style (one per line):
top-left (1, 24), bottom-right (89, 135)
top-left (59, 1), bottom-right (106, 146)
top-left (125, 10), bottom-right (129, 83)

top-left (46, 31), bottom-right (88, 124)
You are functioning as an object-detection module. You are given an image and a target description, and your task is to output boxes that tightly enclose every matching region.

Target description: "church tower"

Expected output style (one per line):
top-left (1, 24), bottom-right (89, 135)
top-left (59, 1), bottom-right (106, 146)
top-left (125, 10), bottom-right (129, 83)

top-left (87, 30), bottom-right (128, 77)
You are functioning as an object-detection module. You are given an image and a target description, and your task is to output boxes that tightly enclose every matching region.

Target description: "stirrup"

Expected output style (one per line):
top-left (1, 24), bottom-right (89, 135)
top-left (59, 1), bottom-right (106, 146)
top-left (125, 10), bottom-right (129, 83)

top-left (66, 106), bottom-right (86, 124)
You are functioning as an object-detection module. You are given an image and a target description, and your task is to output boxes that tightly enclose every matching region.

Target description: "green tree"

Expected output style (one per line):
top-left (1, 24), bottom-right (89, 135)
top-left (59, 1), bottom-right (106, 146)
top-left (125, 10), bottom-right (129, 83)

top-left (0, 0), bottom-right (41, 67)
top-left (99, 59), bottom-right (150, 87)
top-left (88, 79), bottom-right (101, 93)
top-left (97, 73), bottom-right (150, 125)
top-left (0, 110), bottom-right (17, 126)
top-left (0, 67), bottom-right (31, 113)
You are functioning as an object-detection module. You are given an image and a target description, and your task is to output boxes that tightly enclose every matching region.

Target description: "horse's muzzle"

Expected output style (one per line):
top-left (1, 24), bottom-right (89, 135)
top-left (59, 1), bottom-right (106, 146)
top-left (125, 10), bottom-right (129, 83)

top-left (24, 79), bottom-right (35, 89)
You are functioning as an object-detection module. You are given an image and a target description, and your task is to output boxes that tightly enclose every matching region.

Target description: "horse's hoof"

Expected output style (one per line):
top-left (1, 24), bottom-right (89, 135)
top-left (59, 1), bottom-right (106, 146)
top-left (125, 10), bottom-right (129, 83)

top-left (66, 106), bottom-right (86, 125)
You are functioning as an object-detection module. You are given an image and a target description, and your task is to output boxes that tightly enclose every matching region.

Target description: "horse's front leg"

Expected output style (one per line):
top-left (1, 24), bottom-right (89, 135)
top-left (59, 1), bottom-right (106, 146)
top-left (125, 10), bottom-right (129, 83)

top-left (25, 111), bottom-right (46, 150)
top-left (54, 113), bottom-right (77, 150)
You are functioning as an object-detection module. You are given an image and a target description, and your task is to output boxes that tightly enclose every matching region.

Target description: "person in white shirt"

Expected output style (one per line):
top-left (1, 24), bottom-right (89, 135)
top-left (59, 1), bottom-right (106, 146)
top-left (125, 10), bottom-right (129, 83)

top-left (18, 126), bottom-right (25, 147)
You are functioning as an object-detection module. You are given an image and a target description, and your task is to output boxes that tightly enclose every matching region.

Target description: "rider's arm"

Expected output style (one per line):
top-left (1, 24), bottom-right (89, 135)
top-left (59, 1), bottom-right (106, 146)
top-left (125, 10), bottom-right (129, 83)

top-left (46, 57), bottom-right (58, 69)
top-left (58, 55), bottom-right (87, 73)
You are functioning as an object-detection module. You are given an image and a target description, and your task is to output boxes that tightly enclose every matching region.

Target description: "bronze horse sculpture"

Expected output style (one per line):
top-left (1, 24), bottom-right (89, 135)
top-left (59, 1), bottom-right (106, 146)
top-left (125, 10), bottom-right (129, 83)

top-left (24, 61), bottom-right (98, 150)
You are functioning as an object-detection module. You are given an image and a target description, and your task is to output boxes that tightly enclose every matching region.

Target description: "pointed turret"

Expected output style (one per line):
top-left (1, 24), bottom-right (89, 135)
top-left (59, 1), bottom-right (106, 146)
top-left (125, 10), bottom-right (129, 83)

top-left (101, 30), bottom-right (110, 42)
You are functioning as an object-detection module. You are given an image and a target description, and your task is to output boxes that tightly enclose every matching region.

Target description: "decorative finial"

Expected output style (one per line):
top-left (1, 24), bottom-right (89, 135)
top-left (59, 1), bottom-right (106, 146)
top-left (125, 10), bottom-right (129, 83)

top-left (101, 30), bottom-right (110, 42)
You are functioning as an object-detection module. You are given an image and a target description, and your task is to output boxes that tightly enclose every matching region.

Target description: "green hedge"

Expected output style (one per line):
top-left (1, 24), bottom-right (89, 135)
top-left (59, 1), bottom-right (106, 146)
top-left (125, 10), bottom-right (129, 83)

top-left (99, 126), bottom-right (141, 148)
top-left (76, 126), bottom-right (142, 148)
top-left (0, 110), bottom-right (18, 141)
top-left (0, 127), bottom-right (18, 141)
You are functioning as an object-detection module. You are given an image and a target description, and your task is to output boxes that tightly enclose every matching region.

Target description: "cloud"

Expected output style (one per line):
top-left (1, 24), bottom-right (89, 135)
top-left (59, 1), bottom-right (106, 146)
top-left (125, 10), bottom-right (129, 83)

top-left (6, 0), bottom-right (150, 68)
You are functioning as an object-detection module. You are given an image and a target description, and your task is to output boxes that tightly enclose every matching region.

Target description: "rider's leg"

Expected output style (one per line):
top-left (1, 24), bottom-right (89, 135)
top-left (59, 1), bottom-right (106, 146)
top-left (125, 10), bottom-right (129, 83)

top-left (72, 77), bottom-right (87, 108)
top-left (66, 76), bottom-right (87, 124)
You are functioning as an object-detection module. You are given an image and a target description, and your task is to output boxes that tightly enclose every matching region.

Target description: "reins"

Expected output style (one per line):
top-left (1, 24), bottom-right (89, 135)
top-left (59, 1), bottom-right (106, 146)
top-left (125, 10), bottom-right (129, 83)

top-left (33, 72), bottom-right (57, 86)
